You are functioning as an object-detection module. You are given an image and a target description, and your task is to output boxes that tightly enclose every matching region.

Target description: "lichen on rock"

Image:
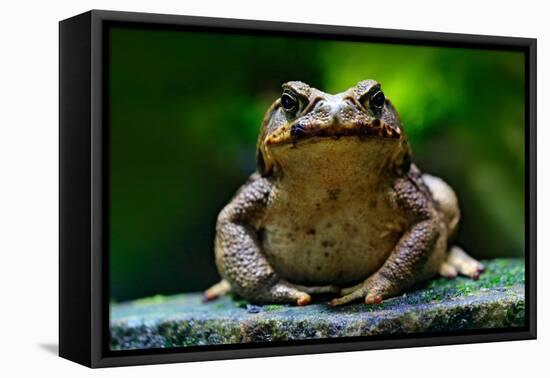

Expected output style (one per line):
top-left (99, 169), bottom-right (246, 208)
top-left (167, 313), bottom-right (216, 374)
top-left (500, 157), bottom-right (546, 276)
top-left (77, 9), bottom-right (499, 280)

top-left (110, 258), bottom-right (525, 350)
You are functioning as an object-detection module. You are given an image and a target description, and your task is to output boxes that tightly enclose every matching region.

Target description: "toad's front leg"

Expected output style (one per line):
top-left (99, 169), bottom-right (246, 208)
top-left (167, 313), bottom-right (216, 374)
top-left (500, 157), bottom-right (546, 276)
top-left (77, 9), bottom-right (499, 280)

top-left (207, 174), bottom-right (312, 306)
top-left (330, 175), bottom-right (446, 306)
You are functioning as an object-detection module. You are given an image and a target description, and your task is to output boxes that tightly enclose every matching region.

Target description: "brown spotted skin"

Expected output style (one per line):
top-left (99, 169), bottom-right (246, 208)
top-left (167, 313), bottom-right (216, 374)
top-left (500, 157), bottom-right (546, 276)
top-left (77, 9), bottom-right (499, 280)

top-left (210, 80), bottom-right (479, 305)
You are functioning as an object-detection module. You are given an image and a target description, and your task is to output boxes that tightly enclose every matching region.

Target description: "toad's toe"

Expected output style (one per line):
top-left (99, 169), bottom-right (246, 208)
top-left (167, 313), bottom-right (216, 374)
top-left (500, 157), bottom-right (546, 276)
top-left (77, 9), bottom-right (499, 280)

top-left (446, 246), bottom-right (485, 280)
top-left (328, 286), bottom-right (367, 306)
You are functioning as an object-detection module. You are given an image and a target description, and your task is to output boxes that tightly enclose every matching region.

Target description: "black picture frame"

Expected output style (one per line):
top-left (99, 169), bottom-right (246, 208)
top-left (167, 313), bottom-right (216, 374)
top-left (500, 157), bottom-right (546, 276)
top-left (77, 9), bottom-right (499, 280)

top-left (59, 9), bottom-right (537, 368)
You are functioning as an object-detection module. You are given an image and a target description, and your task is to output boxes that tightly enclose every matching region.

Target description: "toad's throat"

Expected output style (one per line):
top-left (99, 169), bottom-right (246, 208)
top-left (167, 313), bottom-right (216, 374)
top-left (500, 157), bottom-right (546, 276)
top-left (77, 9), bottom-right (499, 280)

top-left (267, 137), bottom-right (400, 188)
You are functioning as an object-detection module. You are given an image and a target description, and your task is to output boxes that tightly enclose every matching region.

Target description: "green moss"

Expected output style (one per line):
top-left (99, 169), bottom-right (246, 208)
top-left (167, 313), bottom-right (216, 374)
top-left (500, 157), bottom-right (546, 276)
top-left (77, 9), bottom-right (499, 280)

top-left (264, 304), bottom-right (284, 311)
top-left (229, 293), bottom-right (249, 308)
top-left (131, 294), bottom-right (167, 305)
top-left (422, 258), bottom-right (524, 299)
top-left (504, 300), bottom-right (525, 327)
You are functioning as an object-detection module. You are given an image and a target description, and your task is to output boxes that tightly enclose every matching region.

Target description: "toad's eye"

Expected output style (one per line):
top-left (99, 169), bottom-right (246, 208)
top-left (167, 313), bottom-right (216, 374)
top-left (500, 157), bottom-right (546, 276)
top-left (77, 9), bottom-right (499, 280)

top-left (369, 90), bottom-right (386, 111)
top-left (281, 91), bottom-right (298, 113)
top-left (369, 90), bottom-right (385, 111)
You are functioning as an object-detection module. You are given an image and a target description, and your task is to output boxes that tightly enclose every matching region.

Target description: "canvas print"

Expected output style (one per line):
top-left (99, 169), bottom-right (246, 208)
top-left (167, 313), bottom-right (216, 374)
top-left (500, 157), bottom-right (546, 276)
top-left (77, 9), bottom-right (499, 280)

top-left (108, 26), bottom-right (526, 351)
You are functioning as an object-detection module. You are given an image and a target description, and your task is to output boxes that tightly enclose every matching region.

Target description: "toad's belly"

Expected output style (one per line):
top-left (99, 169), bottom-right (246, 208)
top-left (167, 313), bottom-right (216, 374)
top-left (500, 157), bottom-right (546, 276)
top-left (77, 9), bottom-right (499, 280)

top-left (262, 196), bottom-right (405, 286)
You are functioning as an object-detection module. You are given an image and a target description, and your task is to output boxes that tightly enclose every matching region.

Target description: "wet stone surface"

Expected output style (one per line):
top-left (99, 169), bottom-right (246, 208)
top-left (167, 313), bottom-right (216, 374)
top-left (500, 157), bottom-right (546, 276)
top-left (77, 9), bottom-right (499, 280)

top-left (110, 259), bottom-right (525, 350)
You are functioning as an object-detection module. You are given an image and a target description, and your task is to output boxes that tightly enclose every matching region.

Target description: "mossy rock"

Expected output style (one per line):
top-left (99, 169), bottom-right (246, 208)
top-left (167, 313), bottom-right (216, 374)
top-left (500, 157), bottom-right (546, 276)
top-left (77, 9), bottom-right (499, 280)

top-left (110, 258), bottom-right (525, 350)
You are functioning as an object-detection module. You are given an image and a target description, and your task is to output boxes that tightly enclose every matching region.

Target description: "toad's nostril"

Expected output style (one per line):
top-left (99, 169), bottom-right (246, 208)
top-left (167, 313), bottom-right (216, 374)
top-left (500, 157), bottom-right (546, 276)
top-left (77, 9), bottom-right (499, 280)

top-left (314, 99), bottom-right (327, 108)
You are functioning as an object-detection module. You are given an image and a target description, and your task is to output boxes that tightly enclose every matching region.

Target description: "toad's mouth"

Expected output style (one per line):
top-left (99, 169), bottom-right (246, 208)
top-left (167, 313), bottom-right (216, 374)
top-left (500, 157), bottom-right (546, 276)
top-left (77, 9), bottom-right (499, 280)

top-left (265, 120), bottom-right (401, 146)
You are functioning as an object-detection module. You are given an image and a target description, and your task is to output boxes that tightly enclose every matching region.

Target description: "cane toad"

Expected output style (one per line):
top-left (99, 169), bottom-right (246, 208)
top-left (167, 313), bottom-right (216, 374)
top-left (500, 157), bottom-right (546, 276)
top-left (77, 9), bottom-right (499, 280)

top-left (205, 80), bottom-right (484, 306)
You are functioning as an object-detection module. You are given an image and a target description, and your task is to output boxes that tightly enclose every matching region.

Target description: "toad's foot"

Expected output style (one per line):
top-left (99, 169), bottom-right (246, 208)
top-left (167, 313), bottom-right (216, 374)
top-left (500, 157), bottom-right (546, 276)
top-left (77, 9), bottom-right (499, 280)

top-left (203, 279), bottom-right (231, 301)
top-left (253, 283), bottom-right (338, 305)
top-left (328, 273), bottom-right (394, 306)
top-left (203, 279), bottom-right (312, 306)
top-left (265, 280), bottom-right (312, 306)
top-left (439, 246), bottom-right (485, 280)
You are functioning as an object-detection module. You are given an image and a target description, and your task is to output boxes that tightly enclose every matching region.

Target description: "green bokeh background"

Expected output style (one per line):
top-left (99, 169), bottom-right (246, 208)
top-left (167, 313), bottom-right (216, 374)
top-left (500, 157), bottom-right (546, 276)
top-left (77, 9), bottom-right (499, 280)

top-left (109, 27), bottom-right (525, 302)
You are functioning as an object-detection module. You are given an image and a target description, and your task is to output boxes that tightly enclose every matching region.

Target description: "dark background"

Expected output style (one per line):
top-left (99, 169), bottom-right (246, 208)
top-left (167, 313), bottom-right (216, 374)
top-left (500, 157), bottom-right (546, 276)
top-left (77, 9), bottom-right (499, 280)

top-left (109, 27), bottom-right (525, 302)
